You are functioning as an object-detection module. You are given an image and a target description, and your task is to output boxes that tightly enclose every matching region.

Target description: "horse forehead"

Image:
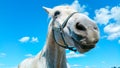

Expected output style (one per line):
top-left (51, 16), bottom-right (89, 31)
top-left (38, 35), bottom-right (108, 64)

top-left (53, 6), bottom-right (75, 11)
top-left (53, 6), bottom-right (76, 14)
top-left (53, 6), bottom-right (96, 27)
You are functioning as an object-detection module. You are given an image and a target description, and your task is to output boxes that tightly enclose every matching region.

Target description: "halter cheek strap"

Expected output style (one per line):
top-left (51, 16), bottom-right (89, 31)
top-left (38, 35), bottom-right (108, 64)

top-left (51, 12), bottom-right (78, 52)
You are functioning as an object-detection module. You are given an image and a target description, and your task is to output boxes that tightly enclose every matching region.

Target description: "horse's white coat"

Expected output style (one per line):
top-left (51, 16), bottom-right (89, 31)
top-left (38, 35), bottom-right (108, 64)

top-left (19, 5), bottom-right (99, 68)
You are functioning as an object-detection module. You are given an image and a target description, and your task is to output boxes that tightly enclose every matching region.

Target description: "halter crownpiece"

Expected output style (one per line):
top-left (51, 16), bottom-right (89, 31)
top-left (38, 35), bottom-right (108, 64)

top-left (52, 12), bottom-right (78, 52)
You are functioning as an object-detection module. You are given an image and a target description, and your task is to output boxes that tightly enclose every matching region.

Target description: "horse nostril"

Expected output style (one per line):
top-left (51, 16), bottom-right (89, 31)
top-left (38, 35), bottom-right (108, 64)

top-left (94, 27), bottom-right (98, 30)
top-left (76, 22), bottom-right (86, 31)
top-left (94, 40), bottom-right (98, 43)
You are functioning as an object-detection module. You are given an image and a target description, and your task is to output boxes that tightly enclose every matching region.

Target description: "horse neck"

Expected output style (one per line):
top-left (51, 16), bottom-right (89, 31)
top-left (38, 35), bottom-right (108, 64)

top-left (41, 27), bottom-right (67, 68)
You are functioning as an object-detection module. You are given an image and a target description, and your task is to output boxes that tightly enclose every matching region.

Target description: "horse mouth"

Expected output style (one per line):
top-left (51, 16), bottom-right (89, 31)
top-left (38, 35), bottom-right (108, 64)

top-left (79, 44), bottom-right (95, 49)
top-left (74, 43), bottom-right (95, 53)
top-left (72, 37), bottom-right (96, 53)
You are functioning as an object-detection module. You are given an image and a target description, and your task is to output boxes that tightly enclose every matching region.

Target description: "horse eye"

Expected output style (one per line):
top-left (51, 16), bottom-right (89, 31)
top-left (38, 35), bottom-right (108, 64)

top-left (54, 11), bottom-right (60, 16)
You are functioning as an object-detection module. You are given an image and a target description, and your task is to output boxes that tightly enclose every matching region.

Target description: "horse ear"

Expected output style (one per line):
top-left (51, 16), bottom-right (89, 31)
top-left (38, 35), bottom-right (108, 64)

top-left (43, 6), bottom-right (53, 15)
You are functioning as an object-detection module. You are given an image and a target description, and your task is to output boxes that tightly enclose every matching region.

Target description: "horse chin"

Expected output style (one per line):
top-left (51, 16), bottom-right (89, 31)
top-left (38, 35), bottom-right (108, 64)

top-left (74, 42), bottom-right (95, 53)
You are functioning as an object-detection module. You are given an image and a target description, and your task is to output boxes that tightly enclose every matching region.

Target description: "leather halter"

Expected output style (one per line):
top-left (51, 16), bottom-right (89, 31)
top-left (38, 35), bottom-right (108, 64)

top-left (52, 12), bottom-right (78, 52)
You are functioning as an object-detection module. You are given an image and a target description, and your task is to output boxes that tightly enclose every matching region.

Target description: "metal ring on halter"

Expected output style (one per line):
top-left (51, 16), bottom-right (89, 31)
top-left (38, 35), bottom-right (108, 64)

top-left (52, 12), bottom-right (78, 52)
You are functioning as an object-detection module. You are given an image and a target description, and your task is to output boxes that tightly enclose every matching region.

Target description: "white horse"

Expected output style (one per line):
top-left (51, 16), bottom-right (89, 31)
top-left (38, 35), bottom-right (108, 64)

top-left (19, 5), bottom-right (99, 68)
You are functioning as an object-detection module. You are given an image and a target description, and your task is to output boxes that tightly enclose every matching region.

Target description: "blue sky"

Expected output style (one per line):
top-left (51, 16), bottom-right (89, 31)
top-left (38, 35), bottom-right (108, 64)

top-left (0, 0), bottom-right (120, 68)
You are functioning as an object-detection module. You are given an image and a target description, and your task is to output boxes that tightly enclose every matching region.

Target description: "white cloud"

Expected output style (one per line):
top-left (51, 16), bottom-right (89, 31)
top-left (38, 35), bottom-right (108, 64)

top-left (101, 61), bottom-right (106, 64)
top-left (0, 63), bottom-right (5, 66)
top-left (31, 37), bottom-right (39, 42)
top-left (67, 63), bottom-right (70, 68)
top-left (9, 66), bottom-right (18, 68)
top-left (94, 5), bottom-right (120, 40)
top-left (111, 6), bottom-right (120, 21)
top-left (71, 64), bottom-right (81, 67)
top-left (19, 36), bottom-right (39, 43)
top-left (104, 24), bottom-right (120, 33)
top-left (70, 64), bottom-right (82, 68)
top-left (104, 23), bottom-right (120, 40)
top-left (0, 65), bottom-right (17, 68)
top-left (85, 66), bottom-right (90, 68)
top-left (94, 6), bottom-right (111, 25)
top-left (0, 53), bottom-right (6, 57)
top-left (25, 54), bottom-right (34, 57)
top-left (19, 36), bottom-right (30, 43)
top-left (118, 40), bottom-right (120, 44)
top-left (71, 0), bottom-right (89, 15)
top-left (66, 51), bottom-right (85, 58)
top-left (101, 35), bottom-right (107, 39)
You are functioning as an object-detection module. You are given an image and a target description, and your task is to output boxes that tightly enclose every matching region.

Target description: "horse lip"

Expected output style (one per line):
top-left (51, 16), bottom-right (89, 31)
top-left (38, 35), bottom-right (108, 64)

top-left (80, 44), bottom-right (95, 49)
top-left (79, 39), bottom-right (96, 49)
top-left (73, 39), bottom-right (95, 50)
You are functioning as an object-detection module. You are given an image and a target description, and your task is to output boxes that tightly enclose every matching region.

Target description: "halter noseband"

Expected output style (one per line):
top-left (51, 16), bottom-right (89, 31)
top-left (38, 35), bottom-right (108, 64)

top-left (52, 12), bottom-right (78, 52)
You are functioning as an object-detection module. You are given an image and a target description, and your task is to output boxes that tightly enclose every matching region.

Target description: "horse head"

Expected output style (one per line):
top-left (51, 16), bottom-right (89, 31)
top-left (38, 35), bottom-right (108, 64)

top-left (43, 5), bottom-right (100, 53)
